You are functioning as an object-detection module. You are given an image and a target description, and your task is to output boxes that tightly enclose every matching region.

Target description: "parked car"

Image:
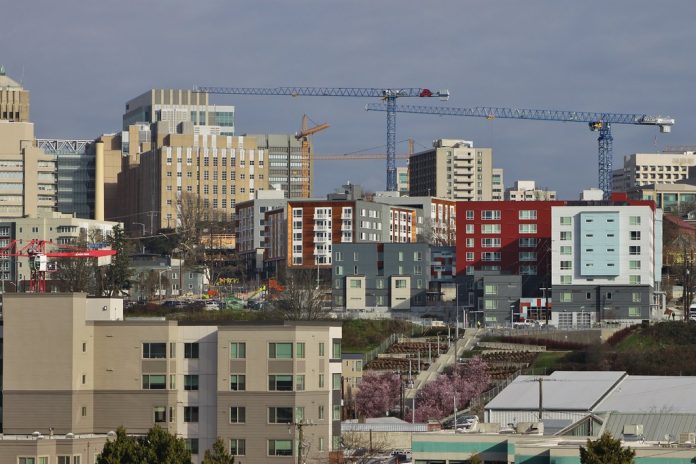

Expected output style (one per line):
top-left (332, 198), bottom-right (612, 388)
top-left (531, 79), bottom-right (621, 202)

top-left (203, 301), bottom-right (221, 311)
top-left (161, 300), bottom-right (186, 309)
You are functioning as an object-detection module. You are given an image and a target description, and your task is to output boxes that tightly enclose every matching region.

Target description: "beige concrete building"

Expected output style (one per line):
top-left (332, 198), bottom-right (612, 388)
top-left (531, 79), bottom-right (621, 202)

top-left (612, 151), bottom-right (696, 192)
top-left (408, 139), bottom-right (496, 201)
top-left (492, 168), bottom-right (504, 201)
top-left (2, 293), bottom-right (342, 463)
top-left (0, 70), bottom-right (57, 219)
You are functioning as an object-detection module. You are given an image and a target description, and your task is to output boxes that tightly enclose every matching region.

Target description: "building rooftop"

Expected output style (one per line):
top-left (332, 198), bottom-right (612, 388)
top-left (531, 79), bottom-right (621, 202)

top-left (596, 376), bottom-right (696, 413)
top-left (0, 67), bottom-right (22, 90)
top-left (342, 417), bottom-right (430, 432)
top-left (600, 412), bottom-right (696, 442)
top-left (485, 371), bottom-right (626, 411)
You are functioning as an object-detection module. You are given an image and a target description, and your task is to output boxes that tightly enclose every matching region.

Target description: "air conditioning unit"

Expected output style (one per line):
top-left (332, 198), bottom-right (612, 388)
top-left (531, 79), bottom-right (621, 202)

top-left (678, 432), bottom-right (695, 445)
top-left (623, 424), bottom-right (643, 436)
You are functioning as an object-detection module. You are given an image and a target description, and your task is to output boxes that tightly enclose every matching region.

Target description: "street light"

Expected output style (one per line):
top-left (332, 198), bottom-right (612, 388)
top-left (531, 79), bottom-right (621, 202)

top-left (133, 222), bottom-right (146, 236)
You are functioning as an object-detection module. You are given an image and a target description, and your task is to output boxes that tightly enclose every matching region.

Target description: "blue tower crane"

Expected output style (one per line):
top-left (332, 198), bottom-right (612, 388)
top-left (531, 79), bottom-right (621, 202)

top-left (365, 103), bottom-right (674, 199)
top-left (195, 86), bottom-right (449, 191)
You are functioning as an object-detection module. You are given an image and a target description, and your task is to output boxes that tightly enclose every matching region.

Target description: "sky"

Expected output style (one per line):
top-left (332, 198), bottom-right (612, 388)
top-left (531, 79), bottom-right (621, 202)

top-left (2, 0), bottom-right (695, 198)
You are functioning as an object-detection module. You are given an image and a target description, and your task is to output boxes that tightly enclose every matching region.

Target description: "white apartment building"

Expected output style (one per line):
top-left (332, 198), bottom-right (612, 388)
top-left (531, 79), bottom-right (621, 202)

top-left (505, 180), bottom-right (556, 201)
top-left (612, 151), bottom-right (696, 192)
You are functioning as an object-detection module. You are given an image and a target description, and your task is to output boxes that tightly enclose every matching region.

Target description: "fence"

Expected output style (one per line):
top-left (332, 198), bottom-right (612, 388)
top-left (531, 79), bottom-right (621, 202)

top-left (362, 333), bottom-right (401, 366)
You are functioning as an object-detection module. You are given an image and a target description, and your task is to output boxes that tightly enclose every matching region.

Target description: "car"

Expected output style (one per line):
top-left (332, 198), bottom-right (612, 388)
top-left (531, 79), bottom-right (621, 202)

top-left (203, 301), bottom-right (221, 311)
top-left (161, 300), bottom-right (186, 308)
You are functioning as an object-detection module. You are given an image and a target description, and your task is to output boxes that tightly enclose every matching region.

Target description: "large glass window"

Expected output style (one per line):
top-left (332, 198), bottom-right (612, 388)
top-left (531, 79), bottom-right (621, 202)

top-left (184, 406), bottom-right (199, 422)
top-left (268, 440), bottom-right (293, 457)
top-left (519, 224), bottom-right (537, 234)
top-left (230, 374), bottom-right (246, 391)
top-left (184, 343), bottom-right (199, 359)
top-left (296, 342), bottom-right (305, 358)
top-left (268, 407), bottom-right (294, 423)
top-left (269, 342), bottom-right (293, 358)
top-left (560, 217), bottom-right (572, 225)
top-left (229, 439), bottom-right (246, 456)
top-left (184, 375), bottom-right (199, 391)
top-left (230, 342), bottom-right (246, 359)
top-left (142, 375), bottom-right (166, 390)
top-left (269, 375), bottom-right (294, 391)
top-left (519, 210), bottom-right (537, 220)
top-left (332, 340), bottom-right (342, 358)
top-left (333, 373), bottom-right (341, 390)
top-left (143, 343), bottom-right (166, 359)
top-left (560, 231), bottom-right (572, 241)
top-left (230, 406), bottom-right (246, 423)
top-left (481, 224), bottom-right (501, 234)
top-left (484, 284), bottom-right (497, 295)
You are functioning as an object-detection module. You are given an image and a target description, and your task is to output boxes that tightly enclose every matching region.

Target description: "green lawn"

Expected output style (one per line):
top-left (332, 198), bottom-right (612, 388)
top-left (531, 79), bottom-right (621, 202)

top-left (532, 351), bottom-right (568, 373)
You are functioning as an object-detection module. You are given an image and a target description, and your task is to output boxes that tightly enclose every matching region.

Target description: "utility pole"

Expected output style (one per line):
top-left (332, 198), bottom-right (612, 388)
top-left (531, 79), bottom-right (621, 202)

top-left (291, 419), bottom-right (316, 464)
top-left (540, 287), bottom-right (550, 326)
top-left (537, 377), bottom-right (544, 422)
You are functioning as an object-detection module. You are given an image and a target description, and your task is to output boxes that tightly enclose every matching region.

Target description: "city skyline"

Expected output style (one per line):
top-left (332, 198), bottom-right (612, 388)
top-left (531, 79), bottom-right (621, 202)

top-left (2, 0), bottom-right (695, 198)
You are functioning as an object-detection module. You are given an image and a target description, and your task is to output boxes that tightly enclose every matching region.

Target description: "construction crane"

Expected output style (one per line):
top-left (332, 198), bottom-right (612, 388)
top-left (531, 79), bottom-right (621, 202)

top-left (195, 86), bottom-right (450, 191)
top-left (0, 239), bottom-right (116, 293)
top-left (295, 115), bottom-right (330, 197)
top-left (314, 138), bottom-right (415, 161)
top-left (366, 103), bottom-right (675, 199)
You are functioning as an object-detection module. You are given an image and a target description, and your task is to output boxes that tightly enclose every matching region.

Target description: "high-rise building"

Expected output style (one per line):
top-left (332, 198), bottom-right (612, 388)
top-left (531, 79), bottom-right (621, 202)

top-left (251, 134), bottom-right (313, 198)
top-left (123, 89), bottom-right (235, 136)
top-left (491, 168), bottom-right (504, 201)
top-left (396, 166), bottom-right (409, 196)
top-left (612, 151), bottom-right (696, 192)
top-left (408, 139), bottom-right (496, 200)
top-left (0, 70), bottom-right (57, 219)
top-left (505, 180), bottom-right (557, 201)
top-left (2, 293), bottom-right (343, 464)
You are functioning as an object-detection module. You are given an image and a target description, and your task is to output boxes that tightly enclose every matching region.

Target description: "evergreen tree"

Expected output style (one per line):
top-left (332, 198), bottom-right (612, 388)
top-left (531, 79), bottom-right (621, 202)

top-left (202, 438), bottom-right (236, 464)
top-left (580, 432), bottom-right (635, 464)
top-left (96, 426), bottom-right (192, 464)
top-left (105, 224), bottom-right (131, 296)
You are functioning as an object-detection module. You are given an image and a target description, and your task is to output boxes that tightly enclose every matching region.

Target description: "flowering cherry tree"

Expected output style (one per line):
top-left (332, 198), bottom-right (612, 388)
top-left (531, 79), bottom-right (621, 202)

top-left (354, 371), bottom-right (401, 418)
top-left (412, 356), bottom-right (490, 422)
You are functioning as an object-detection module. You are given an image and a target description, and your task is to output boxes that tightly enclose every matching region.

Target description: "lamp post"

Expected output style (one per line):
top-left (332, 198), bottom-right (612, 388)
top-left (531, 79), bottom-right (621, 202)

top-left (133, 222), bottom-right (146, 236)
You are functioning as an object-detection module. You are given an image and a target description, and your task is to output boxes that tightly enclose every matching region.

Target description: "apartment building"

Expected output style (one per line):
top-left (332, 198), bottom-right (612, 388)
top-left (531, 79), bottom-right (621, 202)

top-left (612, 151), bottom-right (696, 192)
top-left (463, 271), bottom-right (522, 327)
top-left (264, 207), bottom-right (288, 277)
top-left (492, 168), bottom-right (504, 201)
top-left (551, 203), bottom-right (663, 324)
top-left (2, 293), bottom-right (342, 464)
top-left (505, 180), bottom-right (557, 201)
top-left (627, 180), bottom-right (696, 213)
top-left (372, 195), bottom-right (457, 245)
top-left (396, 166), bottom-right (409, 196)
top-left (123, 89), bottom-right (235, 135)
top-left (408, 139), bottom-right (496, 201)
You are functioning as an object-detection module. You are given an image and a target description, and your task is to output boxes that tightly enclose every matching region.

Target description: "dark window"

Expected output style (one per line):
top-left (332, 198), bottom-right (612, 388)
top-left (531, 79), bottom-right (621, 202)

top-left (184, 375), bottom-right (199, 391)
top-left (184, 343), bottom-right (199, 359)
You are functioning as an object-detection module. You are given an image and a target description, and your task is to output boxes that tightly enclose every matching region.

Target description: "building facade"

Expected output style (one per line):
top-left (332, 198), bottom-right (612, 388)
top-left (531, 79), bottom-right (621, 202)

top-left (612, 151), bottom-right (696, 192)
top-left (462, 271), bottom-right (522, 327)
top-left (505, 180), bottom-right (557, 201)
top-left (251, 134), bottom-right (312, 198)
top-left (2, 293), bottom-right (342, 464)
top-left (409, 139), bottom-right (496, 201)
top-left (396, 166), bottom-right (409, 196)
top-left (492, 168), bottom-right (504, 201)
top-left (550, 203), bottom-right (663, 323)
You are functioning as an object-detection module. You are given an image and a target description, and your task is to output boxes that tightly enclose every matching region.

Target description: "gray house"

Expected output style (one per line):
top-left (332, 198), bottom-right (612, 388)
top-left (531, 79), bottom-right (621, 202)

top-left (462, 271), bottom-right (522, 328)
top-left (129, 254), bottom-right (207, 301)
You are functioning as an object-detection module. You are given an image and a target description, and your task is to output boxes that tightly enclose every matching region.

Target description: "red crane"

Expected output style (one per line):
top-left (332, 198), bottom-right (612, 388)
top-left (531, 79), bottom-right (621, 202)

top-left (0, 239), bottom-right (117, 293)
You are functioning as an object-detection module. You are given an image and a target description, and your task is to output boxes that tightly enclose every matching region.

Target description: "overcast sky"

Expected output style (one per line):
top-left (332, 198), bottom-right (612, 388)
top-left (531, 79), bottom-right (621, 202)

top-left (2, 0), bottom-right (694, 198)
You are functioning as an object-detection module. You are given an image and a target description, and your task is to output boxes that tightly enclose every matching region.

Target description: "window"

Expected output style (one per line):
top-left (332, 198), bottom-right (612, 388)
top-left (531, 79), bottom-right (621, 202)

top-left (229, 439), bottom-right (246, 456)
top-left (142, 374), bottom-right (166, 390)
top-left (628, 307), bottom-right (641, 317)
top-left (560, 216), bottom-right (572, 225)
top-left (184, 375), bottom-right (199, 391)
top-left (319, 342), bottom-right (325, 357)
top-left (318, 405), bottom-right (325, 420)
top-left (465, 238), bottom-right (475, 248)
top-left (319, 373), bottom-right (325, 388)
top-left (154, 406), bottom-right (166, 423)
top-left (630, 275), bottom-right (641, 285)
top-left (630, 216), bottom-right (641, 225)
top-left (395, 278), bottom-right (408, 288)
top-left (560, 292), bottom-right (572, 303)
top-left (519, 252), bottom-right (536, 261)
top-left (466, 252), bottom-right (474, 262)
top-left (519, 224), bottom-right (537, 234)
top-left (230, 374), bottom-right (246, 391)
top-left (481, 210), bottom-right (501, 220)
top-left (333, 373), bottom-right (341, 390)
top-left (481, 224), bottom-right (501, 234)
top-left (629, 260), bottom-right (641, 270)
top-left (632, 292), bottom-right (641, 303)
top-left (606, 292), bottom-right (613, 300)
top-left (560, 246), bottom-right (572, 255)
top-left (560, 260), bottom-right (572, 270)
top-left (519, 210), bottom-right (537, 220)
top-left (268, 439), bottom-right (293, 457)
top-left (184, 438), bottom-right (199, 455)
top-left (630, 231), bottom-right (641, 240)
top-left (560, 231), bottom-right (572, 241)
top-left (269, 374), bottom-right (294, 391)
top-left (630, 246), bottom-right (641, 255)
top-left (184, 343), bottom-right (199, 359)
top-left (229, 342), bottom-right (246, 358)
top-left (333, 339), bottom-right (341, 358)
top-left (296, 375), bottom-right (305, 391)
top-left (466, 224), bottom-right (474, 234)
top-left (483, 299), bottom-right (497, 310)
top-left (143, 342), bottom-right (166, 358)
top-left (184, 406), bottom-right (199, 422)
top-left (58, 459), bottom-right (71, 464)
top-left (481, 252), bottom-right (501, 261)
top-left (519, 238), bottom-right (538, 248)
top-left (520, 265), bottom-right (537, 275)
top-left (414, 251), bottom-right (423, 261)
top-left (269, 407), bottom-right (294, 423)
top-left (481, 238), bottom-right (501, 248)
top-left (466, 210), bottom-right (474, 220)
top-left (560, 275), bottom-right (572, 284)
top-left (230, 406), bottom-right (246, 423)
top-left (349, 279), bottom-right (362, 288)
top-left (296, 342), bottom-right (305, 358)
top-left (19, 459), bottom-right (36, 464)
top-left (484, 284), bottom-right (497, 295)
top-left (269, 342), bottom-right (293, 358)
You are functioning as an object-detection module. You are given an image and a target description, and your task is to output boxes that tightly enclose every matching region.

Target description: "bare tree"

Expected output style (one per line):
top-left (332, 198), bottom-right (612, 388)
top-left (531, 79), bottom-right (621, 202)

top-left (53, 228), bottom-right (107, 294)
top-left (339, 430), bottom-right (391, 464)
top-left (418, 217), bottom-right (455, 246)
top-left (272, 269), bottom-right (329, 320)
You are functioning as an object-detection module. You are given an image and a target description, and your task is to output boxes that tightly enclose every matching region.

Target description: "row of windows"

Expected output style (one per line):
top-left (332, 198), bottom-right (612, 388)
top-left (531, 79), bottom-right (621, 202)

top-left (464, 224), bottom-right (538, 234)
top-left (143, 341), bottom-right (340, 360)
top-left (558, 291), bottom-right (643, 303)
top-left (465, 209), bottom-right (538, 220)
top-left (143, 372), bottom-right (341, 392)
top-left (559, 215), bottom-right (641, 225)
top-left (18, 457), bottom-right (80, 464)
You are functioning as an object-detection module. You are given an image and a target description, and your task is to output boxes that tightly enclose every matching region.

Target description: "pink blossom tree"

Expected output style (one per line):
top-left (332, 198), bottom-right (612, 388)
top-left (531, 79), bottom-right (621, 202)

top-left (411, 357), bottom-right (490, 422)
top-left (355, 372), bottom-right (401, 418)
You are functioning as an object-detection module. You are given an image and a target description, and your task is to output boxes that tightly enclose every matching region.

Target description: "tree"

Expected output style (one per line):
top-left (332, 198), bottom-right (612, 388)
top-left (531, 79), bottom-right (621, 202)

top-left (96, 425), bottom-right (192, 464)
top-left (580, 432), bottom-right (635, 464)
top-left (273, 269), bottom-right (329, 320)
top-left (340, 430), bottom-right (390, 464)
top-left (104, 224), bottom-right (132, 296)
top-left (202, 437), bottom-right (235, 464)
top-left (354, 372), bottom-right (401, 418)
top-left (53, 228), bottom-right (103, 293)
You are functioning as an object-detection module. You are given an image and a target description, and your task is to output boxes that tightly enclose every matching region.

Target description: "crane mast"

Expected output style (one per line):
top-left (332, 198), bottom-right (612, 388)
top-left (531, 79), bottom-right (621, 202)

top-left (196, 86), bottom-right (449, 191)
top-left (366, 103), bottom-right (674, 199)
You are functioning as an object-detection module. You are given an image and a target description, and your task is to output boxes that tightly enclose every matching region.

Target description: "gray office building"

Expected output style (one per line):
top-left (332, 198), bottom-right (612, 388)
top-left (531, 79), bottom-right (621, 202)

top-left (462, 271), bottom-right (522, 328)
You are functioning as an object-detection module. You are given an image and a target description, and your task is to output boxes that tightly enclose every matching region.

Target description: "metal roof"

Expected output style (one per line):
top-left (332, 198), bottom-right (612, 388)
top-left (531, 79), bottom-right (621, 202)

top-left (596, 376), bottom-right (696, 413)
top-left (485, 371), bottom-right (626, 412)
top-left (342, 417), bottom-right (429, 432)
top-left (602, 413), bottom-right (696, 442)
